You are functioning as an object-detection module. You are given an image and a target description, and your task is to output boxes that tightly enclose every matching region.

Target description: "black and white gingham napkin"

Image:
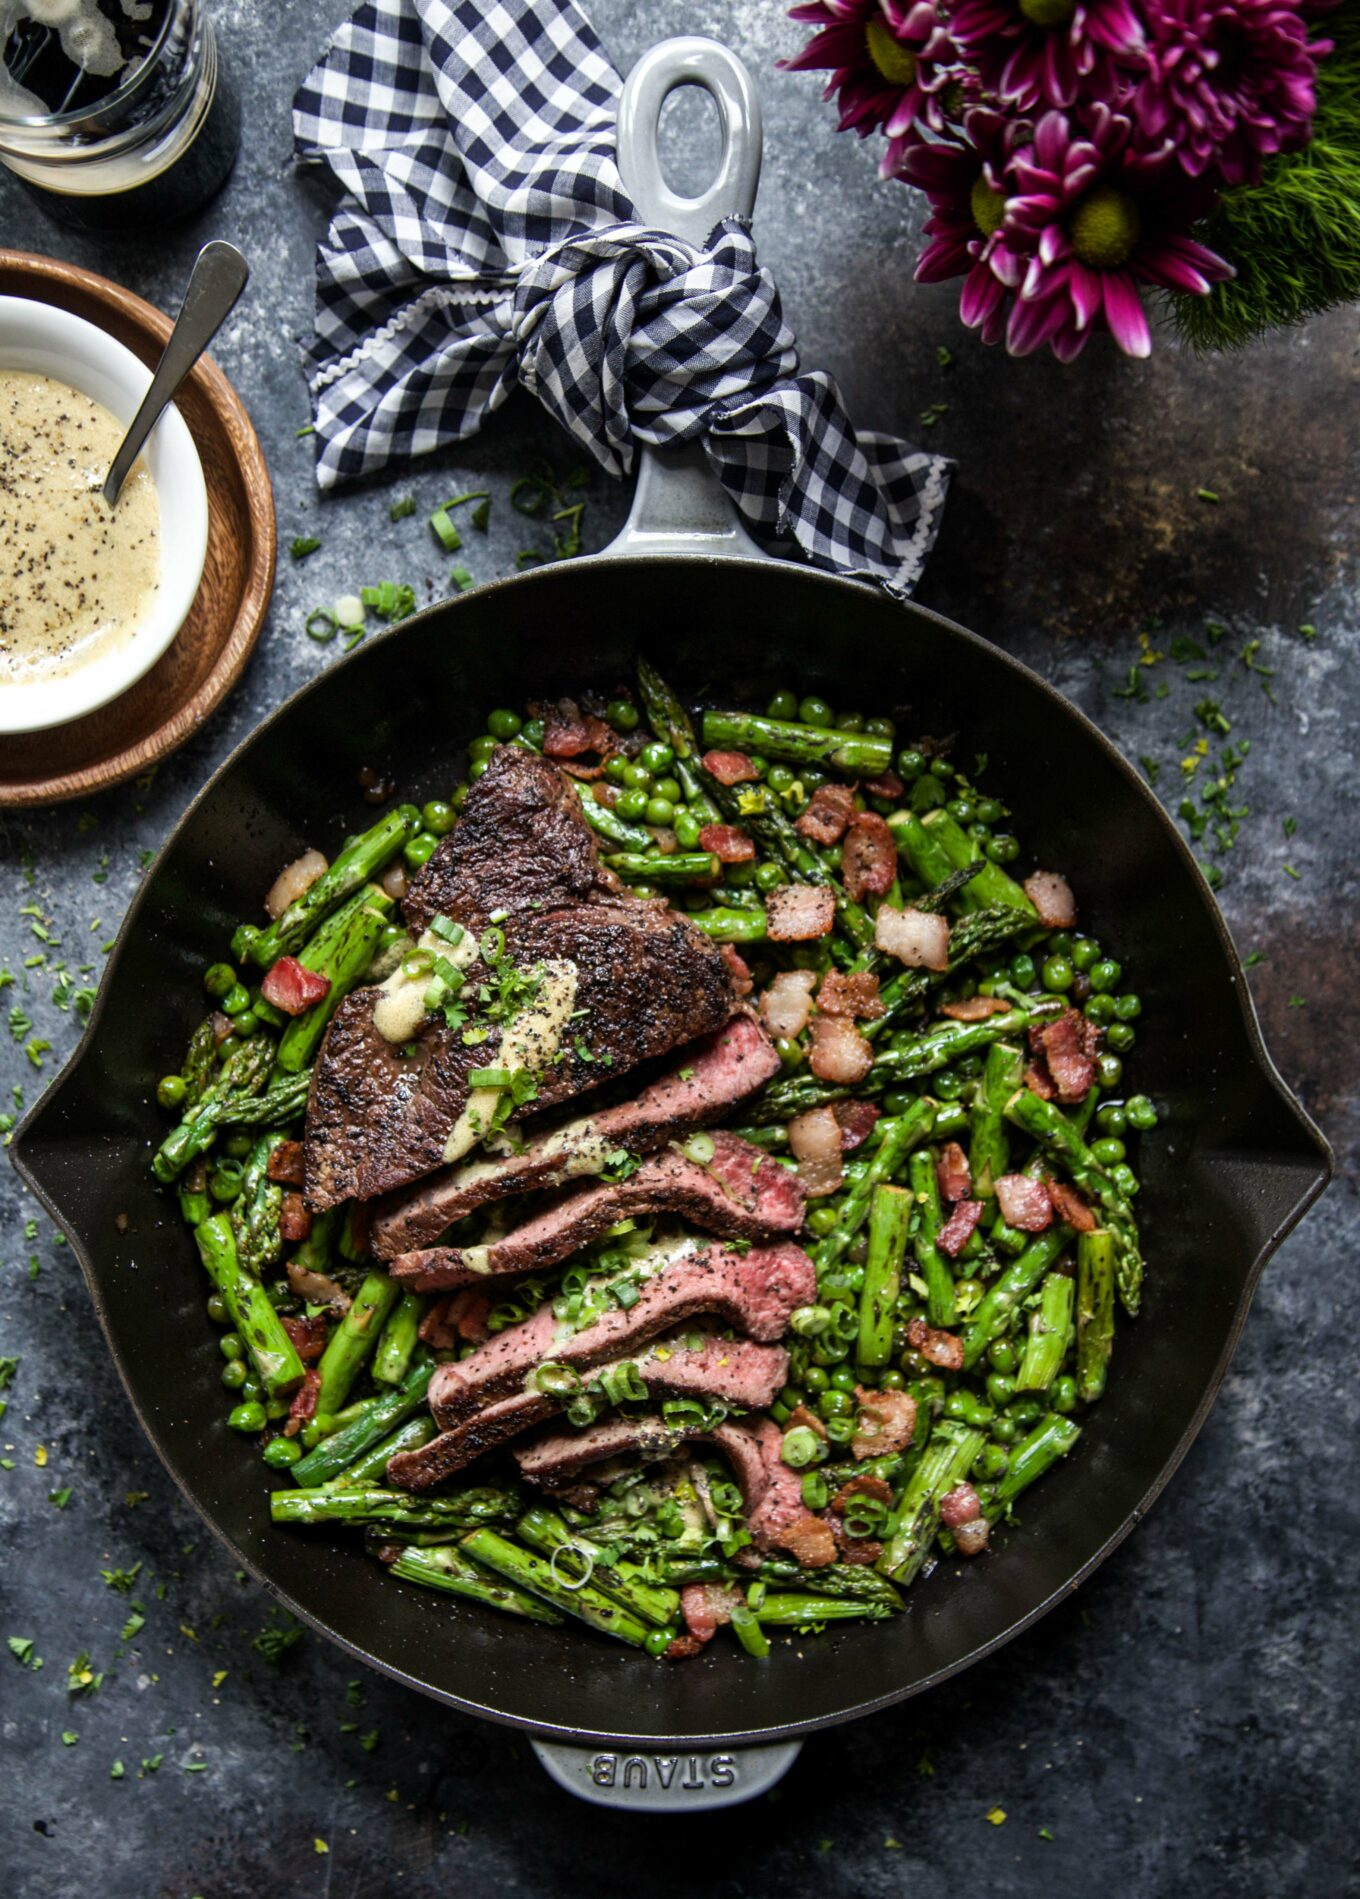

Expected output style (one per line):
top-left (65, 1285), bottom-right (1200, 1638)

top-left (293, 0), bottom-right (951, 595)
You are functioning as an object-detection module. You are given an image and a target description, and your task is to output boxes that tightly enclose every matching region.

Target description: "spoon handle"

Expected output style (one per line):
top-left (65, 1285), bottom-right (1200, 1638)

top-left (104, 240), bottom-right (249, 506)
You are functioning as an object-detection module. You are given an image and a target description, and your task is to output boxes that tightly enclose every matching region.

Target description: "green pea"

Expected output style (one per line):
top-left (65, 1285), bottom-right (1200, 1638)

top-left (203, 962), bottom-right (237, 1000)
top-left (653, 776), bottom-right (682, 806)
top-left (800, 767), bottom-right (828, 792)
top-left (987, 834), bottom-right (1020, 863)
top-left (986, 1372), bottom-right (1015, 1408)
top-left (929, 756), bottom-right (953, 781)
top-left (238, 1377), bottom-right (263, 1404)
top-left (974, 798), bottom-right (1001, 824)
top-left (1096, 1103), bottom-right (1128, 1137)
top-left (640, 741), bottom-right (674, 773)
top-left (819, 1391), bottom-right (854, 1421)
top-left (933, 1069), bottom-right (966, 1101)
top-left (882, 1089), bottom-right (915, 1116)
top-left (880, 1369), bottom-right (906, 1391)
top-left (1040, 956), bottom-right (1073, 994)
top-left (947, 798), bottom-right (975, 825)
top-left (896, 749), bottom-right (925, 779)
top-left (1091, 1136), bottom-right (1126, 1166)
top-left (468, 733), bottom-right (499, 762)
top-left (767, 764), bottom-right (795, 794)
top-left (987, 1339), bottom-right (1018, 1376)
top-left (421, 800), bottom-right (455, 836)
top-left (865, 717), bottom-right (895, 740)
top-left (1107, 1023), bottom-right (1136, 1054)
top-left (1085, 993), bottom-right (1117, 1023)
top-left (227, 1400), bottom-right (267, 1434)
top-left (219, 1332), bottom-right (245, 1362)
top-left (618, 761), bottom-right (648, 790)
top-left (766, 689), bottom-right (799, 719)
top-left (451, 784), bottom-right (469, 811)
top-left (403, 832), bottom-right (439, 869)
top-left (156, 1073), bottom-right (188, 1110)
top-left (1007, 1397), bottom-right (1044, 1428)
top-left (468, 758), bottom-right (489, 781)
top-left (1111, 1163), bottom-right (1139, 1195)
top-left (206, 1294), bottom-right (230, 1325)
top-left (776, 1037), bottom-right (805, 1072)
top-left (1010, 953), bottom-right (1037, 990)
top-left (1114, 992), bottom-right (1142, 1021)
top-left (1096, 1051), bottom-right (1124, 1087)
top-left (974, 1443), bottom-right (1010, 1481)
top-left (1089, 958), bottom-right (1122, 993)
top-left (486, 708), bottom-right (522, 740)
top-left (1051, 1375), bottom-right (1079, 1415)
top-left (220, 1359), bottom-right (248, 1390)
top-left (630, 884), bottom-right (657, 901)
top-left (754, 861), bottom-right (784, 892)
top-left (990, 1415), bottom-right (1019, 1445)
top-left (221, 1132), bottom-right (253, 1160)
top-left (604, 755), bottom-right (629, 785)
top-left (262, 1436), bottom-right (303, 1469)
top-left (672, 810), bottom-right (702, 848)
top-left (645, 797), bottom-right (676, 827)
top-left (606, 698), bottom-right (638, 732)
top-left (769, 1401), bottom-right (792, 1426)
top-left (221, 983), bottom-right (253, 1017)
top-left (615, 789), bottom-right (648, 820)
top-left (944, 1391), bottom-right (993, 1427)
top-left (208, 1166), bottom-right (243, 1205)
top-left (830, 1364), bottom-right (858, 1394)
top-left (803, 1365), bottom-right (830, 1394)
top-left (1125, 1094), bottom-right (1158, 1130)
top-left (835, 712), bottom-right (865, 733)
top-left (1071, 938), bottom-right (1100, 972)
top-left (645, 1627), bottom-right (676, 1658)
top-left (726, 859), bottom-right (757, 888)
top-left (799, 696), bottom-right (833, 729)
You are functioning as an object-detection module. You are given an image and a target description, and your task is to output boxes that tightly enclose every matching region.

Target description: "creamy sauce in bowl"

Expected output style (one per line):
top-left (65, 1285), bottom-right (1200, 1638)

top-left (0, 369), bottom-right (160, 686)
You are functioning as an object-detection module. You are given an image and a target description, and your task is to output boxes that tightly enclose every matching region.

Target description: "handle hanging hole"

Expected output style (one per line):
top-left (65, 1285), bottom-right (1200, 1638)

top-left (656, 82), bottom-right (725, 203)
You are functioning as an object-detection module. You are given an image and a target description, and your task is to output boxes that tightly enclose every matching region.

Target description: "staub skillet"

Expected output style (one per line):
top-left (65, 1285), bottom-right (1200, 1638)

top-left (12, 39), bottom-right (1331, 1811)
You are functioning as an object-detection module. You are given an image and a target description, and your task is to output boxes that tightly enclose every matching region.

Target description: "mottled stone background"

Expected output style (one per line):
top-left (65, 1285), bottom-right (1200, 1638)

top-left (1, 2), bottom-right (1356, 1894)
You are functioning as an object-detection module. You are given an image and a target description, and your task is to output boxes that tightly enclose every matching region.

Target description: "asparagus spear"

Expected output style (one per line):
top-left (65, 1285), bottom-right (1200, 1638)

top-left (684, 907), bottom-right (769, 943)
top-left (181, 1019), bottom-right (218, 1106)
top-left (372, 1290), bottom-right (425, 1387)
top-left (919, 810), bottom-right (1038, 916)
top-left (604, 851), bottom-right (720, 885)
top-left (817, 1101), bottom-right (937, 1275)
top-left (327, 1413), bottom-right (437, 1488)
top-left (578, 792), bottom-right (652, 853)
top-left (878, 1425), bottom-right (986, 1584)
top-left (271, 1484), bottom-right (517, 1528)
top-left (273, 884), bottom-right (394, 1073)
top-left (701, 709), bottom-right (893, 778)
top-left (960, 1226), bottom-right (1072, 1369)
top-left (195, 1215), bottom-right (304, 1398)
top-left (1014, 1272), bottom-right (1075, 1392)
top-left (858, 1183), bottom-right (912, 1366)
top-left (865, 907), bottom-right (1030, 1038)
top-left (460, 1528), bottom-right (658, 1648)
top-left (178, 1163), bottom-right (211, 1229)
top-left (314, 1268), bottom-right (401, 1415)
top-left (1004, 1088), bottom-right (1144, 1314)
top-left (757, 1560), bottom-right (905, 1608)
top-left (389, 1544), bottom-right (565, 1622)
top-left (887, 809), bottom-right (958, 890)
top-left (983, 1413), bottom-right (1081, 1518)
top-left (754, 1595), bottom-right (894, 1624)
top-left (235, 805), bottom-right (420, 968)
top-left (290, 1359), bottom-right (433, 1487)
top-left (908, 1149), bottom-right (956, 1328)
top-left (969, 1041), bottom-right (1024, 1196)
top-left (152, 1036), bottom-right (274, 1181)
top-left (1076, 1229), bottom-right (1116, 1402)
top-left (229, 1132), bottom-right (286, 1275)
top-left (516, 1507), bottom-right (681, 1627)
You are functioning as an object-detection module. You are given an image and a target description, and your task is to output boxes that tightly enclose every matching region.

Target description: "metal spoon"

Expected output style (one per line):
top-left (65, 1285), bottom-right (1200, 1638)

top-left (103, 240), bottom-right (250, 507)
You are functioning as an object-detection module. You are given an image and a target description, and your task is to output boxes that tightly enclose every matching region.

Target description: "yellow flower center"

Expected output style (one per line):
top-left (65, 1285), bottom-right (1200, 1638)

top-left (865, 17), bottom-right (918, 86)
top-left (1069, 186), bottom-right (1142, 269)
top-left (970, 177), bottom-right (1007, 239)
top-left (1018, 0), bottom-right (1078, 26)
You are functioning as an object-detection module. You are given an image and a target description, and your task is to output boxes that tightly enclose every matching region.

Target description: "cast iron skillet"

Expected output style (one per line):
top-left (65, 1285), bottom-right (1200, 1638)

top-left (11, 40), bottom-right (1331, 1811)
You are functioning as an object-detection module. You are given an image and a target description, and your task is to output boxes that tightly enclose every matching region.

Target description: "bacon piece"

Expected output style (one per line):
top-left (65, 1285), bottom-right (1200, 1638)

top-left (266, 849), bottom-right (329, 921)
top-left (542, 701), bottom-right (615, 761)
top-left (841, 813), bottom-right (896, 903)
top-left (282, 1313), bottom-right (329, 1363)
top-left (789, 1105), bottom-right (844, 1197)
top-left (699, 824), bottom-right (755, 865)
top-left (833, 1530), bottom-right (884, 1566)
top-left (851, 1387), bottom-right (917, 1460)
top-left (786, 1403), bottom-right (828, 1441)
top-left (287, 1257), bottom-right (347, 1307)
top-left (760, 968), bottom-right (817, 1038)
top-left (995, 1173), bottom-right (1054, 1232)
top-left (875, 905), bottom-right (950, 970)
top-left (936, 1140), bottom-right (971, 1202)
top-left (719, 943), bottom-right (754, 998)
top-left (1047, 1178), bottom-right (1097, 1233)
top-left (681, 1582), bottom-right (744, 1644)
top-left (862, 769), bottom-right (904, 801)
top-left (278, 1192), bottom-right (312, 1244)
top-left (267, 1140), bottom-right (306, 1186)
top-left (210, 1010), bottom-right (235, 1045)
top-left (817, 969), bottom-right (883, 1020)
top-left (1024, 870), bottom-right (1076, 928)
top-left (906, 1317), bottom-right (965, 1372)
top-left (832, 1099), bottom-right (880, 1151)
top-left (794, 783), bottom-right (856, 845)
top-left (261, 956), bottom-right (332, 1016)
top-left (283, 1366), bottom-right (322, 1437)
top-left (1025, 1060), bottom-right (1057, 1102)
top-left (1035, 1008), bottom-right (1099, 1103)
top-left (940, 995), bottom-right (1013, 1022)
top-left (953, 1518), bottom-right (990, 1556)
top-left (808, 1015), bottom-right (874, 1086)
top-left (766, 884), bottom-right (835, 941)
top-left (772, 1513), bottom-right (838, 1568)
top-left (937, 1198), bottom-right (983, 1258)
top-left (831, 1473), bottom-right (894, 1514)
top-left (666, 1632), bottom-right (707, 1661)
top-left (939, 1481), bottom-right (982, 1528)
top-left (702, 749), bottom-right (760, 786)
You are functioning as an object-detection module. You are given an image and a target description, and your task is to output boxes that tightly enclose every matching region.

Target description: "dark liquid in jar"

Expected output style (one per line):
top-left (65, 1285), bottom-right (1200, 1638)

top-left (2, 0), bottom-right (170, 116)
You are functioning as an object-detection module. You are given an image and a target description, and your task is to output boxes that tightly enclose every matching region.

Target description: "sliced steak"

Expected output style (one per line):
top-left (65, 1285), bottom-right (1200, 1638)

top-left (370, 1011), bottom-right (779, 1256)
top-left (427, 1239), bottom-right (815, 1428)
top-left (386, 1132), bottom-right (804, 1291)
top-left (387, 1334), bottom-right (788, 1491)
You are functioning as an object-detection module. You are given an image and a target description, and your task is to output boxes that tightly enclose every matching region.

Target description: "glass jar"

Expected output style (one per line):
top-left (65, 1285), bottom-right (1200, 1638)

top-left (0, 0), bottom-right (239, 229)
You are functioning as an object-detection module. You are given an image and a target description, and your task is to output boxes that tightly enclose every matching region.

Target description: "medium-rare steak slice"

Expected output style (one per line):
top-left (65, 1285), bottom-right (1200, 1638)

top-left (369, 1011), bottom-right (780, 1255)
top-left (427, 1240), bottom-right (815, 1428)
top-left (402, 743), bottom-right (618, 933)
top-left (386, 1132), bottom-right (805, 1291)
top-left (386, 1334), bottom-right (789, 1491)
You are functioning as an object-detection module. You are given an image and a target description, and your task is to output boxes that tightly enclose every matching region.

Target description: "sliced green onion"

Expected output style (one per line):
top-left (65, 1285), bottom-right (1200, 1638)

top-left (468, 1066), bottom-right (512, 1090)
top-left (681, 1131), bottom-right (716, 1165)
top-left (389, 496), bottom-right (416, 521)
top-left (430, 915), bottom-right (465, 945)
top-left (305, 610), bottom-right (337, 643)
top-left (449, 566), bottom-right (474, 592)
top-left (333, 593), bottom-right (365, 628)
top-left (290, 535), bottom-right (321, 559)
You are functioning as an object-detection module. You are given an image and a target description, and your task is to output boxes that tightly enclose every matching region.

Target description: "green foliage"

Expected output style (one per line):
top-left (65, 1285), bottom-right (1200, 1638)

top-left (1174, 4), bottom-right (1360, 351)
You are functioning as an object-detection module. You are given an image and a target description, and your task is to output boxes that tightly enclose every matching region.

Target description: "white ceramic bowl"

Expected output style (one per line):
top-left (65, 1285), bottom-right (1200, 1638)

top-left (0, 295), bottom-right (209, 735)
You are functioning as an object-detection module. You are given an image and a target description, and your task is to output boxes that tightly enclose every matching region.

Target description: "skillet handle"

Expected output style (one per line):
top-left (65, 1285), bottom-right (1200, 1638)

top-left (529, 1736), bottom-right (801, 1810)
top-left (602, 37), bottom-right (772, 564)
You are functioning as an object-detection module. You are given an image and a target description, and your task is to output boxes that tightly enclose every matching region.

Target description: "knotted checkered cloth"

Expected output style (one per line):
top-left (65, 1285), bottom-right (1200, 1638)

top-left (293, 0), bottom-right (951, 594)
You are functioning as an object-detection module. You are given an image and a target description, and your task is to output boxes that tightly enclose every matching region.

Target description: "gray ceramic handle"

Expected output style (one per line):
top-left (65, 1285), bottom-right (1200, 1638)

top-left (531, 1737), bottom-right (801, 1811)
top-left (603, 37), bottom-right (770, 562)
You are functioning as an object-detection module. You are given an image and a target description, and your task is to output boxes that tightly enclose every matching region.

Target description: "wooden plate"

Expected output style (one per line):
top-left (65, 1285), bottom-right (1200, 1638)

top-left (0, 249), bottom-right (275, 807)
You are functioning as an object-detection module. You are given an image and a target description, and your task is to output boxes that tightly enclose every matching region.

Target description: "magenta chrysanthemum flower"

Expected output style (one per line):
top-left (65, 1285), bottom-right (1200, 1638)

top-left (1002, 104), bottom-right (1234, 359)
top-left (947, 0), bottom-right (1145, 110)
top-left (900, 109), bottom-right (1031, 344)
top-left (1131, 0), bottom-right (1331, 184)
top-left (780, 0), bottom-right (961, 148)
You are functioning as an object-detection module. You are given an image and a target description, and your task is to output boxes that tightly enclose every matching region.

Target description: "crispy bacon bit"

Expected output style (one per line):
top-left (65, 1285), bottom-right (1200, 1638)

top-left (1024, 869), bottom-right (1077, 929)
top-left (841, 813), bottom-right (897, 903)
top-left (906, 1317), bottom-right (966, 1371)
top-left (863, 769), bottom-right (904, 801)
top-left (261, 956), bottom-right (332, 1017)
top-left (808, 1015), bottom-right (874, 1086)
top-left (832, 1099), bottom-right (881, 1151)
top-left (267, 1140), bottom-right (306, 1186)
top-left (210, 1011), bottom-right (235, 1045)
top-left (558, 758), bottom-right (609, 782)
top-left (666, 1632), bottom-right (707, 1660)
top-left (794, 782), bottom-right (856, 845)
top-left (789, 1105), bottom-right (845, 1197)
top-left (940, 995), bottom-right (1013, 1021)
top-left (719, 943), bottom-right (754, 998)
top-left (282, 1314), bottom-right (329, 1363)
top-left (851, 1388), bottom-right (917, 1460)
top-left (681, 1582), bottom-right (743, 1643)
top-left (1034, 1008), bottom-right (1099, 1103)
top-left (953, 1517), bottom-right (991, 1556)
top-left (817, 969), bottom-right (884, 1020)
top-left (875, 904), bottom-right (950, 971)
top-left (542, 700), bottom-right (615, 761)
top-left (286, 1257), bottom-right (348, 1307)
top-left (283, 1366), bottom-right (322, 1437)
top-left (1047, 1178), bottom-right (1097, 1233)
top-left (1024, 1059), bottom-right (1058, 1101)
top-left (773, 1513), bottom-right (838, 1568)
top-left (265, 848), bottom-right (328, 921)
top-left (995, 1173), bottom-right (1054, 1231)
top-left (831, 1473), bottom-right (894, 1514)
top-left (939, 1481), bottom-right (982, 1528)
top-left (833, 1530), bottom-right (885, 1566)
top-left (937, 1198), bottom-right (984, 1258)
top-left (278, 1192), bottom-right (312, 1244)
top-left (766, 884), bottom-right (836, 941)
top-left (786, 1404), bottom-right (828, 1441)
top-left (699, 823), bottom-right (755, 865)
top-left (761, 968), bottom-right (817, 1038)
top-left (937, 1140), bottom-right (972, 1203)
top-left (702, 749), bottom-right (760, 786)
